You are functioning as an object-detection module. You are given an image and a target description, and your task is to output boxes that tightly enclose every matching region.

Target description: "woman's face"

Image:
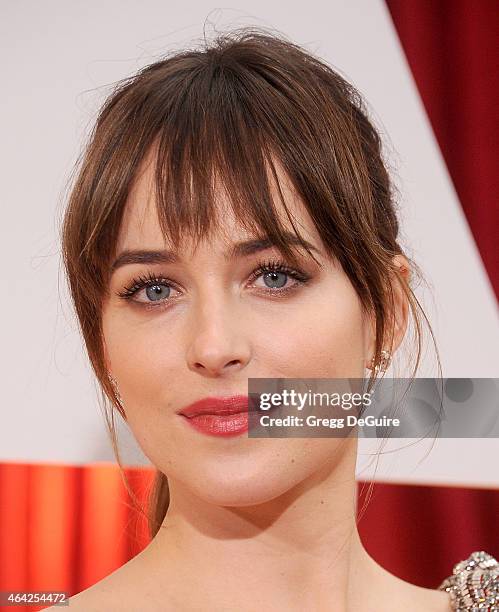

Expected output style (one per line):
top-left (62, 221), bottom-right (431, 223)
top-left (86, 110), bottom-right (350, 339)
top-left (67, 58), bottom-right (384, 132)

top-left (102, 154), bottom-right (404, 506)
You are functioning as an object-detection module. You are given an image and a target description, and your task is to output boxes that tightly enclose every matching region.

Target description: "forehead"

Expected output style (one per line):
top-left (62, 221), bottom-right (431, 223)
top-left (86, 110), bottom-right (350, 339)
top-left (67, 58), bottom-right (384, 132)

top-left (115, 146), bottom-right (322, 256)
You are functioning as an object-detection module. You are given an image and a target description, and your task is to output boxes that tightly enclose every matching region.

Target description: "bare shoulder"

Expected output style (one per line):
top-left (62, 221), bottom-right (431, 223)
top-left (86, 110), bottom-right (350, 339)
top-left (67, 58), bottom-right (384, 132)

top-left (42, 575), bottom-right (141, 612)
top-left (365, 555), bottom-right (452, 612)
top-left (372, 578), bottom-right (452, 612)
top-left (44, 554), bottom-right (180, 612)
top-left (44, 581), bottom-right (123, 612)
top-left (405, 584), bottom-right (452, 612)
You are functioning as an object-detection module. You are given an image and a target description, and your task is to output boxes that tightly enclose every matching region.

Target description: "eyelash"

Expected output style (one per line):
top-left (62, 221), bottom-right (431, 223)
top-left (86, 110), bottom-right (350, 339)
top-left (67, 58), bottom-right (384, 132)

top-left (116, 258), bottom-right (312, 310)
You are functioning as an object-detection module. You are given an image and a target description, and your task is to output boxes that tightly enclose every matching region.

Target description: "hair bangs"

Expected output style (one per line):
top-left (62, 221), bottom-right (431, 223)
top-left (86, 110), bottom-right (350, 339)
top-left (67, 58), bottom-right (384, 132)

top-left (148, 66), bottom-right (322, 269)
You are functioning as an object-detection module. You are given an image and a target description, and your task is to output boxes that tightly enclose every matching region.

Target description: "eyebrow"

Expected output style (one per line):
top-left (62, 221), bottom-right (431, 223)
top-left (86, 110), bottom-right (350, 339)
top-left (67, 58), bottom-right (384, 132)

top-left (111, 232), bottom-right (322, 273)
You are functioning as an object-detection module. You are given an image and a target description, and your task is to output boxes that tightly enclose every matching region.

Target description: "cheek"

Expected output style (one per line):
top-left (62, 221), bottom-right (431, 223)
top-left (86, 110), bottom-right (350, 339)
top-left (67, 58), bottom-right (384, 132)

top-left (102, 310), bottom-right (179, 467)
top-left (261, 280), bottom-right (368, 378)
top-left (102, 310), bottom-right (179, 414)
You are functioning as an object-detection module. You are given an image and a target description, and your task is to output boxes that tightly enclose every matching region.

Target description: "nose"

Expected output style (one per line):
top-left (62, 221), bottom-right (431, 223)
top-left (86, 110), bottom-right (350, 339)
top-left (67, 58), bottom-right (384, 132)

top-left (185, 296), bottom-right (252, 378)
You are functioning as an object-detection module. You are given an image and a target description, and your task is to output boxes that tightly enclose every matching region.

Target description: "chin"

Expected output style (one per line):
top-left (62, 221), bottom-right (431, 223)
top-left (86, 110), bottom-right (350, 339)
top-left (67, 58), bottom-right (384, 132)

top-left (193, 480), bottom-right (295, 508)
top-left (182, 458), bottom-right (310, 508)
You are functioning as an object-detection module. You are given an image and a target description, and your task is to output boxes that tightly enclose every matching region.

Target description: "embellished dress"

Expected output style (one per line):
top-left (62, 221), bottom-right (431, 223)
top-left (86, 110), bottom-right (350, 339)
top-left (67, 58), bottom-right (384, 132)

top-left (438, 551), bottom-right (499, 611)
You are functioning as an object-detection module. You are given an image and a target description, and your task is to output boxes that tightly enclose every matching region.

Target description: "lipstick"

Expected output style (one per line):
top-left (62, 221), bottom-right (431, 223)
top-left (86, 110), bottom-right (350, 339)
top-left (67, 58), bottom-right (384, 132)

top-left (177, 395), bottom-right (255, 437)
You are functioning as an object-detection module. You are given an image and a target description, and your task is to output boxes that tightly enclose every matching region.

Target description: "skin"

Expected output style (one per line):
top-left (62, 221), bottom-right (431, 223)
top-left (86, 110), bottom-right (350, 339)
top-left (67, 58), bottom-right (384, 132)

top-left (61, 151), bottom-right (451, 612)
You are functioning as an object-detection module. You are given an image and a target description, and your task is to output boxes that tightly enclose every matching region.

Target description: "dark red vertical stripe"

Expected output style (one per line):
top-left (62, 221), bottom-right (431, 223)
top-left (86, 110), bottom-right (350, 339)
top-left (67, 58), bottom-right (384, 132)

top-left (386, 0), bottom-right (499, 299)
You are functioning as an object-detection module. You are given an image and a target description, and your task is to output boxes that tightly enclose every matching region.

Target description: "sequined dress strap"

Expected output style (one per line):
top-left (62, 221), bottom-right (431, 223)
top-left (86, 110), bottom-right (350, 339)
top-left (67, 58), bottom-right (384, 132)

top-left (438, 551), bottom-right (499, 611)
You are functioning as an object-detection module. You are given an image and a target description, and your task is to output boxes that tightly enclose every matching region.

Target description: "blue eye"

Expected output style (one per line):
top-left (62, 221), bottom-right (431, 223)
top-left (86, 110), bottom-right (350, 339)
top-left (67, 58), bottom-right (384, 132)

top-left (250, 259), bottom-right (310, 293)
top-left (145, 284), bottom-right (171, 301)
top-left (261, 270), bottom-right (288, 289)
top-left (116, 272), bottom-right (176, 305)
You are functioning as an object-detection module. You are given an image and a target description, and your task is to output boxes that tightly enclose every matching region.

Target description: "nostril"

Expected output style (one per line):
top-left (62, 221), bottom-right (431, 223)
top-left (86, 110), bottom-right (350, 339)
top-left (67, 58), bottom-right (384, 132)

top-left (223, 359), bottom-right (245, 372)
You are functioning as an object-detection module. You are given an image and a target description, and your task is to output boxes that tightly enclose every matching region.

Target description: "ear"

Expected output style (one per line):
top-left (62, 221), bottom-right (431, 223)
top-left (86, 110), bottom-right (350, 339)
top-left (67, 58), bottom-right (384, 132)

top-left (387, 254), bottom-right (411, 356)
top-left (364, 254), bottom-right (411, 369)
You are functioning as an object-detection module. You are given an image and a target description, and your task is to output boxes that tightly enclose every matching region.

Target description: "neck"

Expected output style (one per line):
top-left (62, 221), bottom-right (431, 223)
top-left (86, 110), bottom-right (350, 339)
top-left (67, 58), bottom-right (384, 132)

top-left (142, 438), bottom-right (385, 611)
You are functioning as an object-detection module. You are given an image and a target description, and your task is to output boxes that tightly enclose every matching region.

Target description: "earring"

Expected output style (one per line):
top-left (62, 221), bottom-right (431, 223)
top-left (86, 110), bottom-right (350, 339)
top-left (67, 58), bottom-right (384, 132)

top-left (107, 372), bottom-right (125, 411)
top-left (368, 349), bottom-right (391, 375)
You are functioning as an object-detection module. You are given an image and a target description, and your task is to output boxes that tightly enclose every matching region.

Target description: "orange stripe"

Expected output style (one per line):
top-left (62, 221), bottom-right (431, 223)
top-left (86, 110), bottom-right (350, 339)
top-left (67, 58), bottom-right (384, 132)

top-left (78, 463), bottom-right (130, 592)
top-left (27, 463), bottom-right (77, 596)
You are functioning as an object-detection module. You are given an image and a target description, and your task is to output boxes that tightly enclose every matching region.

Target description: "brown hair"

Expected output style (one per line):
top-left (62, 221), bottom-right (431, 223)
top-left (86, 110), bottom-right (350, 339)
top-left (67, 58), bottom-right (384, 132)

top-left (60, 26), bottom-right (440, 540)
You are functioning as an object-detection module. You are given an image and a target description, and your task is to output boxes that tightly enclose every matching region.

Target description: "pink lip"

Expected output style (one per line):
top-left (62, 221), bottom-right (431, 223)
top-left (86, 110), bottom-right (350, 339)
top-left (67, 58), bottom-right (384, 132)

top-left (177, 395), bottom-right (255, 437)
